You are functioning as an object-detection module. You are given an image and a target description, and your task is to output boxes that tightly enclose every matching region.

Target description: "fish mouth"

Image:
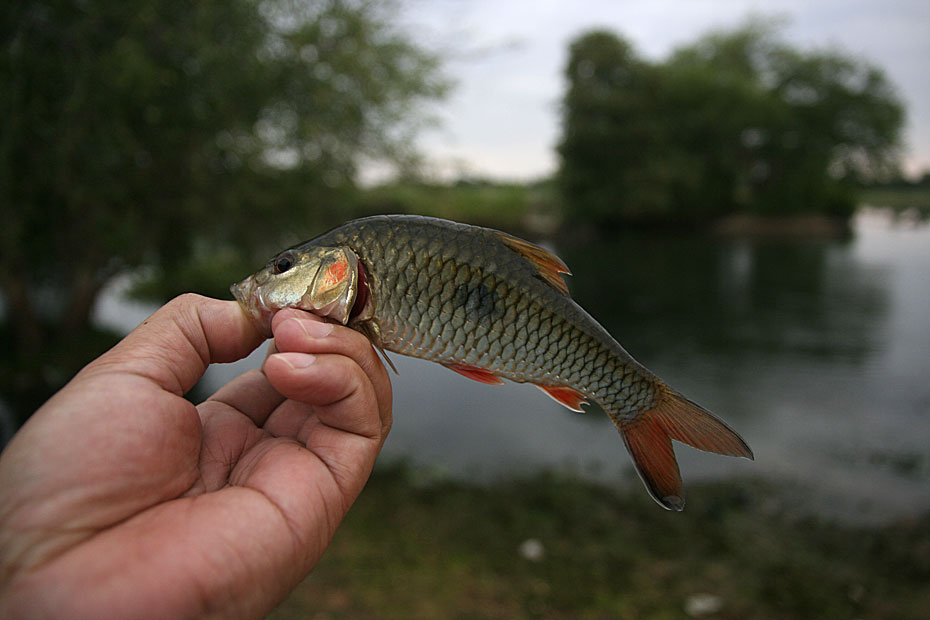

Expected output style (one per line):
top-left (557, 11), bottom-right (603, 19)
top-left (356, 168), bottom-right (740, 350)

top-left (230, 277), bottom-right (273, 336)
top-left (230, 278), bottom-right (249, 307)
top-left (229, 276), bottom-right (255, 313)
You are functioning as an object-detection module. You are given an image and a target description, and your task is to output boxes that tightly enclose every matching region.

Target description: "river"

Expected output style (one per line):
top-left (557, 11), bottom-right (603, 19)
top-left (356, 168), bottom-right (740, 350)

top-left (91, 208), bottom-right (930, 523)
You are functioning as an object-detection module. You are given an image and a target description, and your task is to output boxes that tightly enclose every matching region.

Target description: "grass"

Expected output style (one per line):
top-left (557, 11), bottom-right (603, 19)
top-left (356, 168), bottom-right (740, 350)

top-left (269, 465), bottom-right (930, 619)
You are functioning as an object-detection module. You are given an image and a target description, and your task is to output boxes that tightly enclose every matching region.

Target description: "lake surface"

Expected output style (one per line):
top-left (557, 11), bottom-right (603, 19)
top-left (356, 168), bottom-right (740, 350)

top-left (94, 208), bottom-right (930, 523)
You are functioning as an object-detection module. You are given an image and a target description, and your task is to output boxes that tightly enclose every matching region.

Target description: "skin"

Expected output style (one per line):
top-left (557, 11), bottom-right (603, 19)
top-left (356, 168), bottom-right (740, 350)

top-left (0, 294), bottom-right (392, 619)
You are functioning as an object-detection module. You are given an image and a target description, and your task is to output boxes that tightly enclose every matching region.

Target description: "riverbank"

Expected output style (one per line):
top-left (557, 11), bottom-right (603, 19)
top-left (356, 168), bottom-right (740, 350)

top-left (270, 465), bottom-right (930, 620)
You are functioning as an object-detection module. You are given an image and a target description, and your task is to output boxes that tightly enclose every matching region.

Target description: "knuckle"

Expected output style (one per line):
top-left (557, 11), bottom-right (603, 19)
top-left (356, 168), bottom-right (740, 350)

top-left (342, 359), bottom-right (368, 398)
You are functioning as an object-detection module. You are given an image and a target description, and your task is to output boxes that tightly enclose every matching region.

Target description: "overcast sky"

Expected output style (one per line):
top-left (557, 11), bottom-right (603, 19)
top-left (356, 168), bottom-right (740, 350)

top-left (396, 0), bottom-right (930, 181)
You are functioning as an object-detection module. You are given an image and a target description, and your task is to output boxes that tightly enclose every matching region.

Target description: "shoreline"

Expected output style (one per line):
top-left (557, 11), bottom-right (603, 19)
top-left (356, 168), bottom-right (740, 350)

top-left (709, 213), bottom-right (852, 238)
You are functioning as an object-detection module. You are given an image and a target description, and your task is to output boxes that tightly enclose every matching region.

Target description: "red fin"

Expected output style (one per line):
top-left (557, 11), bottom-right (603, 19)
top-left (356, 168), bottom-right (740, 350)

top-left (619, 385), bottom-right (753, 511)
top-left (443, 363), bottom-right (504, 385)
top-left (497, 233), bottom-right (572, 296)
top-left (622, 414), bottom-right (684, 511)
top-left (537, 385), bottom-right (588, 412)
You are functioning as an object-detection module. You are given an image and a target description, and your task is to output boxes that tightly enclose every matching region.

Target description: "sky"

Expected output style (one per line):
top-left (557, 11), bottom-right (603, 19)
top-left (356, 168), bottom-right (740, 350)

top-left (392, 0), bottom-right (930, 181)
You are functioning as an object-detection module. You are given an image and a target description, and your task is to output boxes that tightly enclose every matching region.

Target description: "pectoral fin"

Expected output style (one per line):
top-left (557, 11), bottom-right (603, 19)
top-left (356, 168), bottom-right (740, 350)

top-left (357, 319), bottom-right (398, 374)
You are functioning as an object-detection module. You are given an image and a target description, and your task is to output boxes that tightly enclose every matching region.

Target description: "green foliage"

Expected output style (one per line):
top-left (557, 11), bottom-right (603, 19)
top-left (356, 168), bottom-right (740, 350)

top-left (557, 21), bottom-right (905, 226)
top-left (0, 0), bottom-right (446, 417)
top-left (355, 179), bottom-right (538, 230)
top-left (558, 31), bottom-right (678, 223)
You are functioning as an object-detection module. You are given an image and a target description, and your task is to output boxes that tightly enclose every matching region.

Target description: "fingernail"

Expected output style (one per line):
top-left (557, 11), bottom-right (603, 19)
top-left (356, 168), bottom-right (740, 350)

top-left (273, 352), bottom-right (317, 369)
top-left (291, 317), bottom-right (333, 338)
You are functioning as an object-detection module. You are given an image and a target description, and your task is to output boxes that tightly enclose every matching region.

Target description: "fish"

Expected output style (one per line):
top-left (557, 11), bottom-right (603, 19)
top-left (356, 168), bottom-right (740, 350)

top-left (231, 215), bottom-right (753, 510)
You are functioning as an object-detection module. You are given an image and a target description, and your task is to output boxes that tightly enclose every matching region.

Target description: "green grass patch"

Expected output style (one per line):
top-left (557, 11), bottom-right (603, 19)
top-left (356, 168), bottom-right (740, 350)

top-left (270, 465), bottom-right (930, 619)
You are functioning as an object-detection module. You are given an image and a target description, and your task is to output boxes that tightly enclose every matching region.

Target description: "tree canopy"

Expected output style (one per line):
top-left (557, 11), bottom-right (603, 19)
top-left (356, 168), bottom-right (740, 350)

top-left (0, 0), bottom-right (446, 417)
top-left (557, 22), bottom-right (905, 225)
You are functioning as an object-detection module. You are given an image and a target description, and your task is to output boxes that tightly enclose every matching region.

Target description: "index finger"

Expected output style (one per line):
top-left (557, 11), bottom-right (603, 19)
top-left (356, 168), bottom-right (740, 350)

top-left (270, 308), bottom-right (393, 419)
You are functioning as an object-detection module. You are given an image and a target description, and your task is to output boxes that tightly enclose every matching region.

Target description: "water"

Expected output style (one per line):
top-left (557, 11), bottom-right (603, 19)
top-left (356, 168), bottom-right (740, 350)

top-left (94, 209), bottom-right (930, 523)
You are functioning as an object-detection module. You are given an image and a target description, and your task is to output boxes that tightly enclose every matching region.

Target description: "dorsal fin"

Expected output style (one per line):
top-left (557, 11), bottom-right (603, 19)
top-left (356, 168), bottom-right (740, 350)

top-left (496, 233), bottom-right (572, 296)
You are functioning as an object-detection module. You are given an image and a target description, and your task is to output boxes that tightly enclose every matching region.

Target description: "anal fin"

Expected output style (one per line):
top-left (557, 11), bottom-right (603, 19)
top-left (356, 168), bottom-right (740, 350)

top-left (537, 384), bottom-right (588, 412)
top-left (443, 363), bottom-right (505, 385)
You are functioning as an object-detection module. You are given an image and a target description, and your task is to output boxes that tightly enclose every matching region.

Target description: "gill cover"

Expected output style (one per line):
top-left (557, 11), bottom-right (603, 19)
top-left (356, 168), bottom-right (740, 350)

top-left (231, 245), bottom-right (365, 336)
top-left (301, 246), bottom-right (361, 325)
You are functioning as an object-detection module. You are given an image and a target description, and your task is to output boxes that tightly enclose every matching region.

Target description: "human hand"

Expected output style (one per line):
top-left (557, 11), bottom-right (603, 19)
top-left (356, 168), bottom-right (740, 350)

top-left (0, 294), bottom-right (392, 619)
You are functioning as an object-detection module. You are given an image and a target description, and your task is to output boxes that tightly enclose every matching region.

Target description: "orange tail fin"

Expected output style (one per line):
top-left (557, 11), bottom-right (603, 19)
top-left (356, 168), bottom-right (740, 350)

top-left (619, 385), bottom-right (753, 511)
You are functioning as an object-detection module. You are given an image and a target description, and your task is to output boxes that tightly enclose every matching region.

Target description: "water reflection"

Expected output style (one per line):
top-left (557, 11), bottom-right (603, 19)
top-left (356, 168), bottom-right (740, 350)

top-left (565, 230), bottom-right (888, 363)
top-left (559, 211), bottom-right (929, 521)
top-left (140, 210), bottom-right (930, 523)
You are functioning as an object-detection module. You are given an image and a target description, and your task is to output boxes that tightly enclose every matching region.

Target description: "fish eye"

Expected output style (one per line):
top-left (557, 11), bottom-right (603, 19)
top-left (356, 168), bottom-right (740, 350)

top-left (273, 251), bottom-right (295, 274)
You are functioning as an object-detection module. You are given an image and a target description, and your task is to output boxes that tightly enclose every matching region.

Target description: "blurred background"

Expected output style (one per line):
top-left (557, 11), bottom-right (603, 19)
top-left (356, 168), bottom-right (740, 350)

top-left (2, 1), bottom-right (929, 618)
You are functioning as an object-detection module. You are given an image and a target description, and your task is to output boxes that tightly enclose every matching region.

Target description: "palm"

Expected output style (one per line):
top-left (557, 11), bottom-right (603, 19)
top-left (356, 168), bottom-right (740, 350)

top-left (0, 297), bottom-right (391, 620)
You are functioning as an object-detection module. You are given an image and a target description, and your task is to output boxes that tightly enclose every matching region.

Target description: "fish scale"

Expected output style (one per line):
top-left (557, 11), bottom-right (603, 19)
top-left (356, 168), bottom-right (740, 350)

top-left (232, 214), bottom-right (753, 510)
top-left (312, 216), bottom-right (654, 419)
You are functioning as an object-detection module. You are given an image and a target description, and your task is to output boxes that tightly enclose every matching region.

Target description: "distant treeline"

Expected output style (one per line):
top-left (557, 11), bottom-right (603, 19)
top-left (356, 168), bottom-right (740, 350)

top-left (557, 22), bottom-right (905, 226)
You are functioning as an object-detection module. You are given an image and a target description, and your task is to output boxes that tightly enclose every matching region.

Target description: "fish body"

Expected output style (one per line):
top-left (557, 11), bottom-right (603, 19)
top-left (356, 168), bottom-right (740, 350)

top-left (232, 215), bottom-right (752, 510)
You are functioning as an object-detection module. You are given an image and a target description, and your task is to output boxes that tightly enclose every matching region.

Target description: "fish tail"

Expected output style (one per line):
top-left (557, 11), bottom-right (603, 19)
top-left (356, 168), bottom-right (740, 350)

top-left (617, 383), bottom-right (753, 511)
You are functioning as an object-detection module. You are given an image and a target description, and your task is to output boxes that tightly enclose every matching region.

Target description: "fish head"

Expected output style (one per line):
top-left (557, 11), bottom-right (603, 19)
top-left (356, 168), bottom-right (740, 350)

top-left (231, 245), bottom-right (364, 336)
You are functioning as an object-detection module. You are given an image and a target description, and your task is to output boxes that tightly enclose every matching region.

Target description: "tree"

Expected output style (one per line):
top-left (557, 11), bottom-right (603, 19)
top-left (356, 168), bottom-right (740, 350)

top-left (557, 31), bottom-right (682, 223)
top-left (0, 0), bottom-right (446, 419)
top-left (556, 21), bottom-right (905, 225)
top-left (668, 22), bottom-right (904, 216)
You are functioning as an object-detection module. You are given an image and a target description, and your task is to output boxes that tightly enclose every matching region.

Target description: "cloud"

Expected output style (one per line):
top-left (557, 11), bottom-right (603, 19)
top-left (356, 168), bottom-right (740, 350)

top-left (404, 0), bottom-right (929, 179)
